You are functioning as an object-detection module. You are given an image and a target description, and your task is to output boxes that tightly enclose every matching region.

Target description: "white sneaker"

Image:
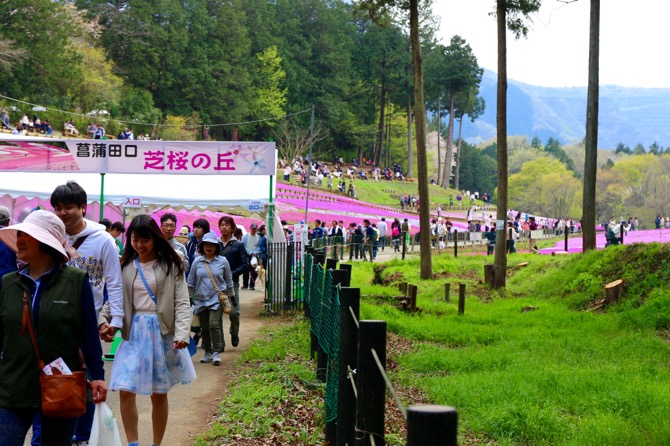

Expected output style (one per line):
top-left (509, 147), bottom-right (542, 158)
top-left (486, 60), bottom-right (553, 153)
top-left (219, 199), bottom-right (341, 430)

top-left (200, 352), bottom-right (213, 363)
top-left (212, 352), bottom-right (221, 365)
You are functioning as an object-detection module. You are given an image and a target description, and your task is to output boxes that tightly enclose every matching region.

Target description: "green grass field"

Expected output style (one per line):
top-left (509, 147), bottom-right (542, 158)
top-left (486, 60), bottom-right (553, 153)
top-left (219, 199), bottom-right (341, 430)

top-left (198, 244), bottom-right (670, 445)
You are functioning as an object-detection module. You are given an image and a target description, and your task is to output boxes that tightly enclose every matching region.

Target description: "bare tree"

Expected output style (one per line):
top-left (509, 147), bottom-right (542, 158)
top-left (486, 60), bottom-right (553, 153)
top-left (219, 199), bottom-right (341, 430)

top-left (273, 120), bottom-right (328, 163)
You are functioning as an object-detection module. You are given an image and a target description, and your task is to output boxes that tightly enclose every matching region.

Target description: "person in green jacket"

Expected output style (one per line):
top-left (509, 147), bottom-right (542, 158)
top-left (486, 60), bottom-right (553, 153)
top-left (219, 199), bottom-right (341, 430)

top-left (0, 210), bottom-right (107, 445)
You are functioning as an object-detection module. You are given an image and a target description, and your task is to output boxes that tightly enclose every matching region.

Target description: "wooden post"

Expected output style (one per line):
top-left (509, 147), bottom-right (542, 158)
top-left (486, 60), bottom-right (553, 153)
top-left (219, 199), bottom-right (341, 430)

top-left (356, 320), bottom-right (387, 446)
top-left (326, 258), bottom-right (338, 271)
top-left (444, 283), bottom-right (450, 302)
top-left (339, 263), bottom-right (352, 279)
top-left (408, 284), bottom-right (418, 312)
top-left (337, 288), bottom-right (360, 446)
top-left (400, 282), bottom-right (408, 296)
top-left (314, 251), bottom-right (326, 267)
top-left (406, 405), bottom-right (458, 446)
top-left (564, 227), bottom-right (569, 252)
top-left (458, 284), bottom-right (466, 315)
top-left (604, 279), bottom-right (624, 304)
top-left (402, 231), bottom-right (407, 260)
top-left (619, 226), bottom-right (624, 244)
top-left (484, 264), bottom-right (495, 288)
top-left (453, 230), bottom-right (458, 257)
top-left (332, 269), bottom-right (350, 288)
top-left (325, 270), bottom-right (349, 445)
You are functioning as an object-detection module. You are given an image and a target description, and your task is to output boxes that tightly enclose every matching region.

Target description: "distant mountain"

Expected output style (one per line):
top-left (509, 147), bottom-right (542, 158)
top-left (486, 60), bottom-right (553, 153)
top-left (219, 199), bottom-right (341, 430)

top-left (460, 69), bottom-right (670, 149)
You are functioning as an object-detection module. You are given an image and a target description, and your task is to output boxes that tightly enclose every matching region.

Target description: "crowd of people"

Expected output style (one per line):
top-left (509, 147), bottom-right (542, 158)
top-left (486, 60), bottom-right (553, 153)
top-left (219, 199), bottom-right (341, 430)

top-left (307, 216), bottom-right (412, 261)
top-left (0, 181), bottom-right (268, 445)
top-left (279, 156), bottom-right (408, 192)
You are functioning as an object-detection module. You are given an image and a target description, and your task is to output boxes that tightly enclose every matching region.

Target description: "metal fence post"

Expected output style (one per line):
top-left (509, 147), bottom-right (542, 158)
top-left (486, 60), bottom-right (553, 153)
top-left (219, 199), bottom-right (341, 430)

top-left (356, 320), bottom-right (387, 446)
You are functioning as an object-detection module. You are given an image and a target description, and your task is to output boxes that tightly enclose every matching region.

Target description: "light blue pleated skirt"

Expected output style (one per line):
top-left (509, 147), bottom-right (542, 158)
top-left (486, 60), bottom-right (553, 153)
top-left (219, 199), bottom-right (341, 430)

top-left (110, 312), bottom-right (197, 395)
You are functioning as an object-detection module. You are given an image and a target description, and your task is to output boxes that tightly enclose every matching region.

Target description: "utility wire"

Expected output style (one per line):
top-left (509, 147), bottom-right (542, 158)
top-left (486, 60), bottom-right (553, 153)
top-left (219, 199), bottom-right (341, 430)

top-left (0, 93), bottom-right (311, 128)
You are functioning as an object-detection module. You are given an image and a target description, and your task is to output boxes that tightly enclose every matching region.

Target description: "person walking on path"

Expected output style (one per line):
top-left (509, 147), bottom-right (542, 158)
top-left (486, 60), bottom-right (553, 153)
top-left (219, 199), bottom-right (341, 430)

top-left (361, 219), bottom-right (374, 262)
top-left (0, 211), bottom-right (107, 445)
top-left (186, 219), bottom-right (209, 276)
top-left (47, 180), bottom-right (123, 444)
top-left (241, 224), bottom-right (260, 290)
top-left (101, 215), bottom-right (196, 446)
top-left (160, 213), bottom-right (189, 273)
top-left (188, 233), bottom-right (234, 364)
top-left (377, 217), bottom-right (388, 252)
top-left (218, 216), bottom-right (248, 348)
top-left (0, 205), bottom-right (17, 278)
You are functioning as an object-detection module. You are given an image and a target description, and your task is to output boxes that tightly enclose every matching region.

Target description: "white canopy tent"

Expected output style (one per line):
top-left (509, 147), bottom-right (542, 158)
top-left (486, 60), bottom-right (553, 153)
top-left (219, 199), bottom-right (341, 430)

top-left (0, 135), bottom-right (277, 211)
top-left (0, 171), bottom-right (273, 210)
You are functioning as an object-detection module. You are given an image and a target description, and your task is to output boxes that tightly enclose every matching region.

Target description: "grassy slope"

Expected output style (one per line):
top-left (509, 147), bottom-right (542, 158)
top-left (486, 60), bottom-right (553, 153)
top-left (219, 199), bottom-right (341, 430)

top-left (358, 245), bottom-right (670, 445)
top-left (196, 243), bottom-right (670, 445)
top-left (276, 167), bottom-right (490, 211)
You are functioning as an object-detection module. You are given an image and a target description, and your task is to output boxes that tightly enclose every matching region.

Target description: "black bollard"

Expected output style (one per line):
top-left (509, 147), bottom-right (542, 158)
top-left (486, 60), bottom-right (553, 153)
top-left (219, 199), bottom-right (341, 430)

top-left (406, 405), bottom-right (458, 446)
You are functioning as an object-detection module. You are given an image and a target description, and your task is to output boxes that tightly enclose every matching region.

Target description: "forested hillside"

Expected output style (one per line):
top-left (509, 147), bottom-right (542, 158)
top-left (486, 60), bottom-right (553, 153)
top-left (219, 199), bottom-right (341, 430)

top-left (463, 70), bottom-right (670, 149)
top-left (0, 1), bottom-right (445, 163)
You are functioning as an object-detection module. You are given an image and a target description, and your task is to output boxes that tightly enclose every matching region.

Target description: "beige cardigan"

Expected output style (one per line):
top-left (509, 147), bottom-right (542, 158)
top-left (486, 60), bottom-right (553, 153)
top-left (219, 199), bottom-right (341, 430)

top-left (100, 260), bottom-right (191, 343)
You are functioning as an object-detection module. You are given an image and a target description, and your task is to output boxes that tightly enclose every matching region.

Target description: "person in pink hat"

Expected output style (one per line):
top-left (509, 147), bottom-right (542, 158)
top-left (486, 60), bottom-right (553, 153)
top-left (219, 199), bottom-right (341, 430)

top-left (0, 210), bottom-right (107, 445)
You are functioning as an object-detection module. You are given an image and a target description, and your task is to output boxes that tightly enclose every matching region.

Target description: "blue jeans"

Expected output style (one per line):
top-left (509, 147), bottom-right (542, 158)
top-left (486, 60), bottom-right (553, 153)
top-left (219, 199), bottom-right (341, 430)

top-left (0, 407), bottom-right (76, 446)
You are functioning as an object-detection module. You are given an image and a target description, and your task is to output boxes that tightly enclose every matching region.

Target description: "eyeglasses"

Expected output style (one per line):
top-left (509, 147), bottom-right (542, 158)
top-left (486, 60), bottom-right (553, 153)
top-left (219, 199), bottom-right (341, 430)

top-left (161, 223), bottom-right (176, 229)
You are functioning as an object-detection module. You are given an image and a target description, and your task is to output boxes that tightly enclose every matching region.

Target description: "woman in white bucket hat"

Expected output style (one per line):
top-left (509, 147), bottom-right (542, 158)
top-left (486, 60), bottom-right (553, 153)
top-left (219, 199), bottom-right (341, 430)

top-left (0, 210), bottom-right (107, 444)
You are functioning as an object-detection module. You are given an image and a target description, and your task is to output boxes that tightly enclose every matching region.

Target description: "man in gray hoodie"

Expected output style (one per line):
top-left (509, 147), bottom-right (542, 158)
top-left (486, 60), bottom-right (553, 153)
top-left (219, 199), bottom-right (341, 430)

top-left (49, 180), bottom-right (123, 444)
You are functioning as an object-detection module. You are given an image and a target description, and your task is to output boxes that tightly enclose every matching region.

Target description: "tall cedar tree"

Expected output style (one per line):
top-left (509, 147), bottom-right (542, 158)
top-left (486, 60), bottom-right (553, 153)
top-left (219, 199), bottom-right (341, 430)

top-left (494, 0), bottom-right (541, 289)
top-left (583, 0), bottom-right (600, 251)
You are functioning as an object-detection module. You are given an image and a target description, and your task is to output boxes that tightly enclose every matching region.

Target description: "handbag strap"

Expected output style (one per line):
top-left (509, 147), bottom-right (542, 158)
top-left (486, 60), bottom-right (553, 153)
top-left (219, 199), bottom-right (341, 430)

top-left (203, 262), bottom-right (221, 292)
top-left (220, 239), bottom-right (236, 257)
top-left (135, 257), bottom-right (157, 303)
top-left (22, 290), bottom-right (45, 370)
top-left (22, 290), bottom-right (86, 372)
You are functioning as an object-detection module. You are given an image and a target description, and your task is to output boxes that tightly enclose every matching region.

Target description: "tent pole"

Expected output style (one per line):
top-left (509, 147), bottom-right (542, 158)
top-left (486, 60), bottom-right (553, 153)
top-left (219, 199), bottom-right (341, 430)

top-left (99, 173), bottom-right (105, 221)
top-left (268, 175), bottom-right (274, 241)
top-left (304, 104), bottom-right (315, 224)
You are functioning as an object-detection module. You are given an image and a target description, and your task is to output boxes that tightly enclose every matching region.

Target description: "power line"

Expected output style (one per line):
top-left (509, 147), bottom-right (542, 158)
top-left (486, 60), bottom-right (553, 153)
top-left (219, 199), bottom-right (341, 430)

top-left (0, 93), bottom-right (311, 128)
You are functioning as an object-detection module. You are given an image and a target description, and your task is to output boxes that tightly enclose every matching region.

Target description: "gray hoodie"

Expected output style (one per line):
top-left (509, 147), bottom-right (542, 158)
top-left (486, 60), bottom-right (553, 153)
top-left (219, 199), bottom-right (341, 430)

top-left (67, 219), bottom-right (124, 328)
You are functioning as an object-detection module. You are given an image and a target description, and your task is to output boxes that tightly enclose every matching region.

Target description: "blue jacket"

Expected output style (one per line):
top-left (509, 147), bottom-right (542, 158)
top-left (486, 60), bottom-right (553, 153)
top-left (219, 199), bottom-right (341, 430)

top-left (187, 255), bottom-right (234, 314)
top-left (0, 229), bottom-right (16, 279)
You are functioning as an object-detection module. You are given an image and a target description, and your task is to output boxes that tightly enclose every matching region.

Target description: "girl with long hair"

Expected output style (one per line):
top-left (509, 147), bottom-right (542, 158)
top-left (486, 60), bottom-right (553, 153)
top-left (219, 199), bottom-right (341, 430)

top-left (101, 214), bottom-right (196, 446)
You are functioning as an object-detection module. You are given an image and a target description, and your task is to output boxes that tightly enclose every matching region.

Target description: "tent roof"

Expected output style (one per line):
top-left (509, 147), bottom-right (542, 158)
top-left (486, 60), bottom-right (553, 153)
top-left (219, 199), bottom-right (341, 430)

top-left (0, 172), bottom-right (273, 210)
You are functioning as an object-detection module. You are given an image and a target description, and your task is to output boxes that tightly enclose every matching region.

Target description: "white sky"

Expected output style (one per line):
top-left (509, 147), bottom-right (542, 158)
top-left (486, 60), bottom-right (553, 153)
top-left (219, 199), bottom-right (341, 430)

top-left (435, 0), bottom-right (670, 89)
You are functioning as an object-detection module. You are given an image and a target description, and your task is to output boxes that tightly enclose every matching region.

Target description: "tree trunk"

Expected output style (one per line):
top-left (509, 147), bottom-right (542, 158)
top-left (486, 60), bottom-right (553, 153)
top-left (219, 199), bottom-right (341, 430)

top-left (493, 0), bottom-right (508, 289)
top-left (385, 113), bottom-right (391, 167)
top-left (442, 93), bottom-right (456, 189)
top-left (437, 95), bottom-right (441, 185)
top-left (455, 116), bottom-right (464, 190)
top-left (376, 76), bottom-right (387, 167)
top-left (409, 0), bottom-right (432, 280)
top-left (583, 0), bottom-right (600, 252)
top-left (407, 100), bottom-right (413, 178)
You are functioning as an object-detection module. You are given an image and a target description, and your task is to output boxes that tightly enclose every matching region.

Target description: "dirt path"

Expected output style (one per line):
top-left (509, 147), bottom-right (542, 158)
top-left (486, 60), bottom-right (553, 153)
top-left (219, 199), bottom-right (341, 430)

top-left (103, 288), bottom-right (266, 445)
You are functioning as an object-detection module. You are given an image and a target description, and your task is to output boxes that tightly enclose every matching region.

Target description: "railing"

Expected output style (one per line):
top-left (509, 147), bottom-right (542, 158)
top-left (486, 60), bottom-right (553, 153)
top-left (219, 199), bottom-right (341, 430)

top-left (265, 241), bottom-right (304, 314)
top-left (303, 250), bottom-right (458, 445)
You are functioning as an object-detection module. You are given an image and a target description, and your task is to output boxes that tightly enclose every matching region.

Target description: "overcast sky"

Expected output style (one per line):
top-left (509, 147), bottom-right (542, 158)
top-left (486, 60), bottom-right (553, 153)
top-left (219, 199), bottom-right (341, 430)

top-left (435, 1), bottom-right (670, 89)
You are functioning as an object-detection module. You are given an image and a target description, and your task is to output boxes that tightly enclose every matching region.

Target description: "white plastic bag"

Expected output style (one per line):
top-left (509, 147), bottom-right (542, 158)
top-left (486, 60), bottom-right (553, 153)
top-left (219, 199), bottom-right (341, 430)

top-left (89, 402), bottom-right (122, 446)
top-left (250, 255), bottom-right (258, 267)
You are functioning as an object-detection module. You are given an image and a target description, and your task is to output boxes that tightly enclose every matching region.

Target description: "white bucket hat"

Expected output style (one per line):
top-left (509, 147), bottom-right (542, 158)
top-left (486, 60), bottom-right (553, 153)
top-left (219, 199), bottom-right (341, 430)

top-left (0, 210), bottom-right (69, 261)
